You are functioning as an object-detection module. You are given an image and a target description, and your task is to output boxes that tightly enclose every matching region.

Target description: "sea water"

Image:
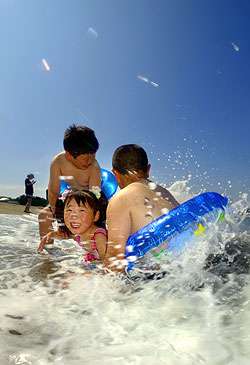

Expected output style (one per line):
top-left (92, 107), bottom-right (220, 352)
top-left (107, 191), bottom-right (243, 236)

top-left (0, 189), bottom-right (250, 364)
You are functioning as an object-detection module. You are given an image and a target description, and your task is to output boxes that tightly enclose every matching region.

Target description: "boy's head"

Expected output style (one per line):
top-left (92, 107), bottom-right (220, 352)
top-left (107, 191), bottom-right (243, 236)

top-left (63, 124), bottom-right (99, 158)
top-left (112, 144), bottom-right (149, 176)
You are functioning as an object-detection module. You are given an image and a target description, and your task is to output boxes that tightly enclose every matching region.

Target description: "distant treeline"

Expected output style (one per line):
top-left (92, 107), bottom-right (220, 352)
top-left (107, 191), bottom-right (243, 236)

top-left (0, 196), bottom-right (48, 207)
top-left (17, 195), bottom-right (48, 207)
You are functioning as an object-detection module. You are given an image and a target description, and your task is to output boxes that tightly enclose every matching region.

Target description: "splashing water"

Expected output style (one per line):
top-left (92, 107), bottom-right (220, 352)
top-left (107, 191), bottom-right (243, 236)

top-left (87, 26), bottom-right (98, 39)
top-left (0, 188), bottom-right (250, 364)
top-left (137, 75), bottom-right (159, 88)
top-left (42, 58), bottom-right (50, 72)
top-left (231, 42), bottom-right (240, 52)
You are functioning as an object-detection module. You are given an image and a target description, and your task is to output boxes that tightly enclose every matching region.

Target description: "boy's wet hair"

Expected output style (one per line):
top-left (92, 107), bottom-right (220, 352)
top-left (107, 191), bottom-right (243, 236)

top-left (112, 144), bottom-right (148, 175)
top-left (55, 189), bottom-right (108, 236)
top-left (63, 124), bottom-right (99, 158)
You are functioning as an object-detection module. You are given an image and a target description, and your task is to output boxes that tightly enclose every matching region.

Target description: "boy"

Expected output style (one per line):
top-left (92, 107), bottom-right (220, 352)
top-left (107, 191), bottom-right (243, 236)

top-left (103, 144), bottom-right (179, 273)
top-left (38, 125), bottom-right (101, 248)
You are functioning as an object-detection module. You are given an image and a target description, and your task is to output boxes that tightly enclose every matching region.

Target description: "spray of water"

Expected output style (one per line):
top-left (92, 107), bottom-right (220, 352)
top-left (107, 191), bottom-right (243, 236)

top-left (0, 186), bottom-right (249, 364)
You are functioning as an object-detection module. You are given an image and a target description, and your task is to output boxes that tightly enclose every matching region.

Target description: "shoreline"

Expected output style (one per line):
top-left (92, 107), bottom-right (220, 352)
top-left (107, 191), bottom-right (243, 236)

top-left (0, 202), bottom-right (43, 215)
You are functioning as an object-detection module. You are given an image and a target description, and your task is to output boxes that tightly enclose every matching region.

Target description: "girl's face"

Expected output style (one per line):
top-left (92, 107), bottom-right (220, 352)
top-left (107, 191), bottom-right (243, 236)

top-left (64, 198), bottom-right (97, 235)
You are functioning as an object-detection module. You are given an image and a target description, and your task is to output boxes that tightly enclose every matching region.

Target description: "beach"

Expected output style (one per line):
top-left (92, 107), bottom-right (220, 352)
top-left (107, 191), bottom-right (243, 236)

top-left (0, 202), bottom-right (42, 215)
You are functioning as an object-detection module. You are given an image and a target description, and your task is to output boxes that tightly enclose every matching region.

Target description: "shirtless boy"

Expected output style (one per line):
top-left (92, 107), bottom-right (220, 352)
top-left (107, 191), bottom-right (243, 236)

top-left (103, 144), bottom-right (179, 273)
top-left (38, 125), bottom-right (101, 248)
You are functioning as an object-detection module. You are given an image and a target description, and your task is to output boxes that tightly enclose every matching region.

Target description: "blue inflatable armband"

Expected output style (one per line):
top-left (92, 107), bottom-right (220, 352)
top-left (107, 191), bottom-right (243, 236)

top-left (101, 169), bottom-right (118, 200)
top-left (125, 192), bottom-right (228, 271)
top-left (60, 179), bottom-right (69, 195)
top-left (59, 168), bottom-right (118, 200)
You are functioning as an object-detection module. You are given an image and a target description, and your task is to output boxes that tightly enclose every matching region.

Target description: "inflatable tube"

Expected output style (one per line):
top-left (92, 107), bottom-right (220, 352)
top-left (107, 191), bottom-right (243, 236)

top-left (125, 192), bottom-right (228, 271)
top-left (59, 168), bottom-right (118, 200)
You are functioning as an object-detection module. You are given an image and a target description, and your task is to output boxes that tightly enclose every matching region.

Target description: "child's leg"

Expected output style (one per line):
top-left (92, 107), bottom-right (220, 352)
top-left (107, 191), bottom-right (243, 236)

top-left (38, 206), bottom-right (55, 243)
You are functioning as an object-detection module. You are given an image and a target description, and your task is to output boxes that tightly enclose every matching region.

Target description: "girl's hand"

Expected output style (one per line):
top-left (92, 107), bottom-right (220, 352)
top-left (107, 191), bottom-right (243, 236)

top-left (37, 228), bottom-right (71, 252)
top-left (37, 232), bottom-right (54, 252)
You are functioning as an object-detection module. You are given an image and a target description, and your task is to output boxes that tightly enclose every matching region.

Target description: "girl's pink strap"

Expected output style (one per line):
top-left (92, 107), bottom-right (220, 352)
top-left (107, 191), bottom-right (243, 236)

top-left (91, 228), bottom-right (107, 251)
top-left (75, 235), bottom-right (84, 247)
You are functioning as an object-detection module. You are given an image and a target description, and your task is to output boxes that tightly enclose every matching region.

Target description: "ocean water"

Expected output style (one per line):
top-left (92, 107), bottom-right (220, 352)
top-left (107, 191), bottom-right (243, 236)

top-left (0, 187), bottom-right (250, 365)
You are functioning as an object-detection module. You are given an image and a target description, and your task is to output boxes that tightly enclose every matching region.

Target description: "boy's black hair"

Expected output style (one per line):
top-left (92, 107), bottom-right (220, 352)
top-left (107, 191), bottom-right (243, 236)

top-left (63, 124), bottom-right (99, 158)
top-left (55, 189), bottom-right (108, 236)
top-left (112, 144), bottom-right (148, 175)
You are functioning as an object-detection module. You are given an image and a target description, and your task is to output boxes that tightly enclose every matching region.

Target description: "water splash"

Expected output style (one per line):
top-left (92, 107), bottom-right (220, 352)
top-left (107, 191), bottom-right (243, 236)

top-left (231, 42), bottom-right (239, 52)
top-left (137, 75), bottom-right (159, 87)
top-left (87, 26), bottom-right (98, 39)
top-left (42, 58), bottom-right (50, 71)
top-left (0, 193), bottom-right (250, 363)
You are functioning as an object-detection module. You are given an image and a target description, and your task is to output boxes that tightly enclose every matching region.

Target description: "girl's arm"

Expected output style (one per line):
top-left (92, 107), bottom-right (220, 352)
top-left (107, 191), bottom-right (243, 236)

top-left (37, 228), bottom-right (70, 252)
top-left (94, 233), bottom-right (107, 262)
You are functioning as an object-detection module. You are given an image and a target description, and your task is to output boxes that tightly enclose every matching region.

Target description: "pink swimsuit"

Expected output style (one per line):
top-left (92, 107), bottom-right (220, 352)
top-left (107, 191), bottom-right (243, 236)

top-left (75, 228), bottom-right (107, 266)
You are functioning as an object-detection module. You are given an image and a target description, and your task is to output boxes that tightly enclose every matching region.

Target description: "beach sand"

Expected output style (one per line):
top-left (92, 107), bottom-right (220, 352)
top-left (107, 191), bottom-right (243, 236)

top-left (0, 202), bottom-right (43, 215)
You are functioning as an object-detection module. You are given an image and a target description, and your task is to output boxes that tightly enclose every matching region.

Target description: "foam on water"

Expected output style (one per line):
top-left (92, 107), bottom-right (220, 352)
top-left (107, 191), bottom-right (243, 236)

top-left (0, 189), bottom-right (250, 364)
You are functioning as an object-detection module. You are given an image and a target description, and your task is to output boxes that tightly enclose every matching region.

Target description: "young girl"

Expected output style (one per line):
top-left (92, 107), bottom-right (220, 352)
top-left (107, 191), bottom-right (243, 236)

top-left (39, 188), bottom-right (108, 266)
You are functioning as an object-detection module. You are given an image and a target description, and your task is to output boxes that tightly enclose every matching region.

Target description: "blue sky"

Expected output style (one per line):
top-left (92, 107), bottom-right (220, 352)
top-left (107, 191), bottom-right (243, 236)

top-left (0, 0), bottom-right (249, 201)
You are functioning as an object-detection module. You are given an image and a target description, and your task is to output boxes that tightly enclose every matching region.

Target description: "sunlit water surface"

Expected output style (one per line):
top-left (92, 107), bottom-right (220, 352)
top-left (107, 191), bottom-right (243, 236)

top-left (0, 188), bottom-right (250, 365)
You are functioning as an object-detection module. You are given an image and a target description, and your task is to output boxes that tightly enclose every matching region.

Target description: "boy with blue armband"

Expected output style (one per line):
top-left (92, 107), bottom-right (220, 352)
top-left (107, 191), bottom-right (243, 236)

top-left (37, 124), bottom-right (101, 249)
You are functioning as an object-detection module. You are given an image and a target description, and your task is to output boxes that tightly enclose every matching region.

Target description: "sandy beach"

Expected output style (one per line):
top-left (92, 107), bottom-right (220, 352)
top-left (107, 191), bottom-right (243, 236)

top-left (0, 202), bottom-right (43, 215)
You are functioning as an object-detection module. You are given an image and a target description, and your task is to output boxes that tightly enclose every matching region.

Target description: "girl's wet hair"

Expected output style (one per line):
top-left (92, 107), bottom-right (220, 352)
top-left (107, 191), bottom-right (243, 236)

top-left (55, 189), bottom-right (108, 236)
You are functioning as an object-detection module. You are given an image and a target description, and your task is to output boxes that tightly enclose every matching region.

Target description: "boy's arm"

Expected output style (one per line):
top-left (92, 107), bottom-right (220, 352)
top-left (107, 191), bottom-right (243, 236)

top-left (48, 157), bottom-right (62, 214)
top-left (89, 161), bottom-right (102, 189)
top-left (165, 190), bottom-right (180, 208)
top-left (103, 193), bottom-right (131, 273)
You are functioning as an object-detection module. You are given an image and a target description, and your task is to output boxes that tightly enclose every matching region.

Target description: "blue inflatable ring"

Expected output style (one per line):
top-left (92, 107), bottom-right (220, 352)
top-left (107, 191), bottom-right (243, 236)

top-left (125, 192), bottom-right (228, 271)
top-left (60, 168), bottom-right (118, 200)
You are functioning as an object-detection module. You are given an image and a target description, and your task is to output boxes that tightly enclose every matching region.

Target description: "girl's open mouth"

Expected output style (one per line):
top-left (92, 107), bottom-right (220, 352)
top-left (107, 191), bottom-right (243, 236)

top-left (70, 223), bottom-right (81, 229)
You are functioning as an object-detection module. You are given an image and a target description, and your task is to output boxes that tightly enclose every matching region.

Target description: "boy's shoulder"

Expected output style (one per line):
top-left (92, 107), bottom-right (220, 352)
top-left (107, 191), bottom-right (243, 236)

top-left (125, 181), bottom-right (149, 194)
top-left (90, 159), bottom-right (101, 170)
top-left (51, 152), bottom-right (67, 165)
top-left (109, 182), bottom-right (141, 204)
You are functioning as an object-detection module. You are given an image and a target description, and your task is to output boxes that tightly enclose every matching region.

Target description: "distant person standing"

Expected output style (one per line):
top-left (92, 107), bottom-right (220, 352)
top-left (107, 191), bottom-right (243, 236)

top-left (24, 174), bottom-right (36, 213)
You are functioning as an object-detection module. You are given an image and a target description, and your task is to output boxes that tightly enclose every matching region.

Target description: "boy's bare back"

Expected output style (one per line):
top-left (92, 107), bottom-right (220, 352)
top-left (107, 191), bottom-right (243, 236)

top-left (109, 181), bottom-right (178, 235)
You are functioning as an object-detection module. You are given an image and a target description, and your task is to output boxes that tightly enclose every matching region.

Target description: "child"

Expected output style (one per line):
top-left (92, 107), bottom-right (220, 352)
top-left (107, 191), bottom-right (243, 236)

top-left (38, 124), bottom-right (102, 246)
top-left (39, 189), bottom-right (108, 266)
top-left (104, 144), bottom-right (179, 274)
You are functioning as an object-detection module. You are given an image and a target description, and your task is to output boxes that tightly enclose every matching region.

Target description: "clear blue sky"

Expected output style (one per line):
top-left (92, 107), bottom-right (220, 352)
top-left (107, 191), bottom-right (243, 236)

top-left (0, 0), bottom-right (249, 201)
